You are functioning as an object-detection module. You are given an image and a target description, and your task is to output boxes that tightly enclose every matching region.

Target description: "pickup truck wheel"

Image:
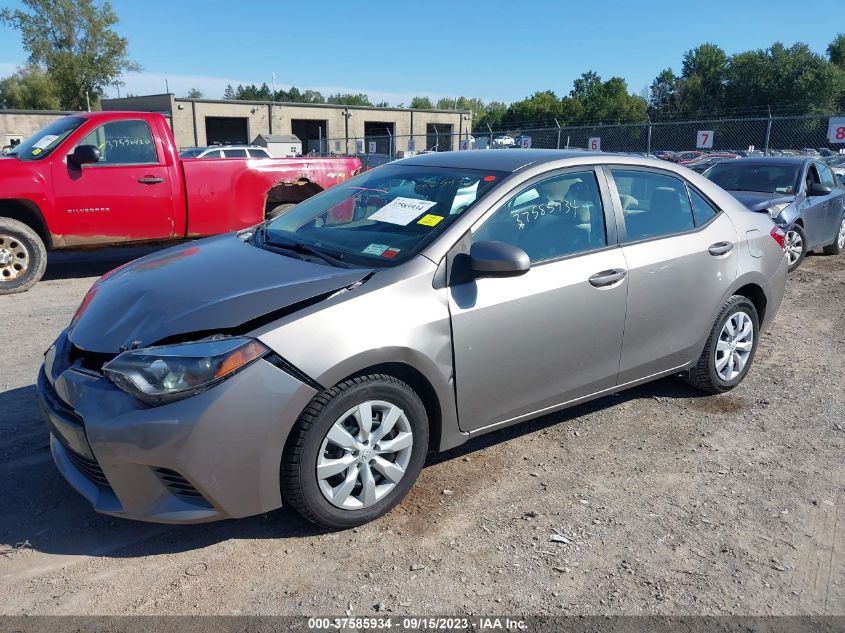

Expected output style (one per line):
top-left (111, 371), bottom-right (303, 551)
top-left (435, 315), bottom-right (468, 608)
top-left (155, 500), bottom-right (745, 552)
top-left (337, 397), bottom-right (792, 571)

top-left (0, 218), bottom-right (47, 295)
top-left (267, 203), bottom-right (296, 220)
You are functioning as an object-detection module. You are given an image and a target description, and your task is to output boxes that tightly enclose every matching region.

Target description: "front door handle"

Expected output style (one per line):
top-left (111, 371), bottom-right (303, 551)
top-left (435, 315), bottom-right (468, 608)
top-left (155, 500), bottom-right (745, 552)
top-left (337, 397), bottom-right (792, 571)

top-left (708, 241), bottom-right (734, 256)
top-left (138, 176), bottom-right (164, 184)
top-left (589, 268), bottom-right (627, 287)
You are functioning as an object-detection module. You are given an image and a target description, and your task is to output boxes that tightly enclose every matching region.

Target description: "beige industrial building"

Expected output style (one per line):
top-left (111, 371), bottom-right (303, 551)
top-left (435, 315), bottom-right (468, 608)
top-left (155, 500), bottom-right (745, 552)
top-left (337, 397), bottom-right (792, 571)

top-left (1, 94), bottom-right (473, 156)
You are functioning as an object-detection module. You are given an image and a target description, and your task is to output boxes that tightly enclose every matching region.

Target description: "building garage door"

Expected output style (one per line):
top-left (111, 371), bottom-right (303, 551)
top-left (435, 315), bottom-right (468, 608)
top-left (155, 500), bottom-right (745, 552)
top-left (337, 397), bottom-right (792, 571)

top-left (205, 117), bottom-right (248, 145)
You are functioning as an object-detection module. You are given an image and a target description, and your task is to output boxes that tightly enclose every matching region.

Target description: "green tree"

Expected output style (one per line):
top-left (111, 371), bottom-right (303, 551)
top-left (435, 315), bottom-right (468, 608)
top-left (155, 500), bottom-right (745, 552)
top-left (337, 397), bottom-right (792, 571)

top-left (1, 0), bottom-right (140, 110)
top-left (409, 96), bottom-right (433, 109)
top-left (326, 93), bottom-right (372, 106)
top-left (185, 88), bottom-right (203, 98)
top-left (503, 90), bottom-right (562, 126)
top-left (827, 33), bottom-right (845, 68)
top-left (724, 42), bottom-right (843, 113)
top-left (0, 64), bottom-right (61, 109)
top-left (677, 43), bottom-right (728, 113)
top-left (648, 67), bottom-right (678, 115)
top-left (222, 84), bottom-right (236, 99)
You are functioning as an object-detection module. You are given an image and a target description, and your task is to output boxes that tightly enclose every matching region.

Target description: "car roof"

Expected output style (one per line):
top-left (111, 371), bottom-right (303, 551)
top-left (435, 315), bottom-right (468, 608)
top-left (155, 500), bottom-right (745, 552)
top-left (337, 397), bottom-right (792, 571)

top-left (715, 156), bottom-right (811, 167)
top-left (399, 149), bottom-right (599, 172)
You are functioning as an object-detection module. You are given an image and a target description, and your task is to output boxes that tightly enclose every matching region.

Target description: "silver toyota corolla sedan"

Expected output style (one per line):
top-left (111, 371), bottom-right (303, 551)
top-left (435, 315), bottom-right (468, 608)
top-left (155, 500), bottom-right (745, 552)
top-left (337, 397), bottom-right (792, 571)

top-left (38, 150), bottom-right (788, 529)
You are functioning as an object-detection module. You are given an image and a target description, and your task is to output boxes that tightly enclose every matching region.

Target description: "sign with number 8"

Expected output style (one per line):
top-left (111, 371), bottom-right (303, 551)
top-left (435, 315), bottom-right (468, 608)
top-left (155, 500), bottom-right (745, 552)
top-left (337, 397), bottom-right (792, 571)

top-left (828, 117), bottom-right (845, 143)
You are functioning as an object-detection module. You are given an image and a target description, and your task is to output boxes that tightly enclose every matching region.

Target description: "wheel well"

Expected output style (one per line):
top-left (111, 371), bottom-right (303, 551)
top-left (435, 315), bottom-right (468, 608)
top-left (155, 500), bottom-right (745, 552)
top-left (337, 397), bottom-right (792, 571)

top-left (0, 199), bottom-right (51, 249)
top-left (264, 179), bottom-right (324, 215)
top-left (345, 362), bottom-right (442, 455)
top-left (793, 217), bottom-right (804, 228)
top-left (734, 283), bottom-right (767, 324)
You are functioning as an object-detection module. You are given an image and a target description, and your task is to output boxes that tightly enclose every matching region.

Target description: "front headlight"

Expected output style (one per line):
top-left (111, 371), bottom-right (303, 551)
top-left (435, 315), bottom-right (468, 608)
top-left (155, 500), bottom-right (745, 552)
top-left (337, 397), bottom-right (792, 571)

top-left (767, 203), bottom-right (790, 219)
top-left (103, 336), bottom-right (268, 406)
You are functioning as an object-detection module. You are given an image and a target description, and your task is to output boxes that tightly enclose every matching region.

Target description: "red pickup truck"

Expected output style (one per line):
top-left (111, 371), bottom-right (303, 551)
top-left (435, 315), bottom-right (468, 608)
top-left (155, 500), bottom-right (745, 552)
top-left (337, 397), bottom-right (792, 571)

top-left (0, 111), bottom-right (360, 294)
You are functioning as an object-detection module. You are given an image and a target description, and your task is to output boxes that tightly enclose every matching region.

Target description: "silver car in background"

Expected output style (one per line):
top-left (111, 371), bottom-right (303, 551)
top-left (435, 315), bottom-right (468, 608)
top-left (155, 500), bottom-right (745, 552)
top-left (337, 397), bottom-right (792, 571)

top-left (38, 150), bottom-right (788, 529)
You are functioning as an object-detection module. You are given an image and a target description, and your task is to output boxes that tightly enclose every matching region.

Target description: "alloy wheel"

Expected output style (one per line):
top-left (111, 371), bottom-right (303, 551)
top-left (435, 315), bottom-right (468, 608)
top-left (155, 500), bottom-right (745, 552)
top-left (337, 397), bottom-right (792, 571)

top-left (317, 400), bottom-right (414, 510)
top-left (0, 233), bottom-right (30, 282)
top-left (785, 229), bottom-right (803, 266)
top-left (715, 310), bottom-right (754, 382)
top-left (837, 217), bottom-right (845, 250)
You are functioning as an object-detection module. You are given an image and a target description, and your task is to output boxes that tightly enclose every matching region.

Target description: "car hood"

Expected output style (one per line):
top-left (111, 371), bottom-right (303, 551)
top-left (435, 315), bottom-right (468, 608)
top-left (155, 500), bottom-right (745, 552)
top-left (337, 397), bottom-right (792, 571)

top-left (726, 190), bottom-right (796, 212)
top-left (68, 233), bottom-right (372, 353)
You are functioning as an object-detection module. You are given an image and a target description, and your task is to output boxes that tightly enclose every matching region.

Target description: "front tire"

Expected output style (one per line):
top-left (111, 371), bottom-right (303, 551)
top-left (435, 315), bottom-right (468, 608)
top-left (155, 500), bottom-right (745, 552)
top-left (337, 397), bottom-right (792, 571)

top-left (685, 295), bottom-right (760, 394)
top-left (785, 224), bottom-right (807, 272)
top-left (0, 218), bottom-right (47, 295)
top-left (822, 213), bottom-right (845, 255)
top-left (282, 374), bottom-right (429, 529)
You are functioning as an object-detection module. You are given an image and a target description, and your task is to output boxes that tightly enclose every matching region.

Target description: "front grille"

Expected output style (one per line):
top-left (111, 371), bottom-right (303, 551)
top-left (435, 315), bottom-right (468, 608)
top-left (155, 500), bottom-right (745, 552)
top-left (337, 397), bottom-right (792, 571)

top-left (65, 446), bottom-right (110, 488)
top-left (68, 344), bottom-right (116, 374)
top-left (153, 468), bottom-right (213, 508)
top-left (41, 371), bottom-right (84, 426)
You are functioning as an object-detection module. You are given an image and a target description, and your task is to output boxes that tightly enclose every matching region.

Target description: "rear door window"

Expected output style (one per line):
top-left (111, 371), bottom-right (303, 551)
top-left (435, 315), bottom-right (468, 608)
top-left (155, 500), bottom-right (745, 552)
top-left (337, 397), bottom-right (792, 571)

top-left (224, 149), bottom-right (248, 158)
top-left (611, 169), bottom-right (695, 241)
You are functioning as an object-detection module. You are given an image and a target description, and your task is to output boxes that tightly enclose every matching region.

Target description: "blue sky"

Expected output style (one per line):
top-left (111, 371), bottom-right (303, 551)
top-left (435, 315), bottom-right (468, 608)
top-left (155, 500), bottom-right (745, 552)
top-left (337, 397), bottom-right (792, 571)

top-left (0, 0), bottom-right (840, 104)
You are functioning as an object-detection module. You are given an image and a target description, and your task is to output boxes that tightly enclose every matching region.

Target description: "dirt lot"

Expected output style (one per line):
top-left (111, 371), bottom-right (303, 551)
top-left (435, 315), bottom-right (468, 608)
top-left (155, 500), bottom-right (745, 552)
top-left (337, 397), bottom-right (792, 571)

top-left (0, 247), bottom-right (842, 617)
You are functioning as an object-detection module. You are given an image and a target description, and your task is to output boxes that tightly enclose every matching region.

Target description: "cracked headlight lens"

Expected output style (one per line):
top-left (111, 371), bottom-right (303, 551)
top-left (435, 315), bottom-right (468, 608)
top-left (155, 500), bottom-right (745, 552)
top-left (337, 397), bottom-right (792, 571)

top-left (767, 203), bottom-right (790, 219)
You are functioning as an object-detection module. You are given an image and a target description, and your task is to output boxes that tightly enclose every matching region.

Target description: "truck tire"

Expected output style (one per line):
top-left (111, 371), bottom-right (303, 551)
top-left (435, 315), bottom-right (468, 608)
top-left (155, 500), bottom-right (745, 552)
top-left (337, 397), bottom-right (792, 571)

top-left (267, 203), bottom-right (296, 220)
top-left (0, 218), bottom-right (47, 295)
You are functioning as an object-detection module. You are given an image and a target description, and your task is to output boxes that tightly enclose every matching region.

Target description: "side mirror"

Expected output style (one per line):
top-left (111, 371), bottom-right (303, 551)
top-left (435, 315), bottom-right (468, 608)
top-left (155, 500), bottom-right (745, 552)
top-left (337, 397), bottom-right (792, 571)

top-left (469, 240), bottom-right (530, 279)
top-left (68, 144), bottom-right (101, 167)
top-left (807, 182), bottom-right (831, 197)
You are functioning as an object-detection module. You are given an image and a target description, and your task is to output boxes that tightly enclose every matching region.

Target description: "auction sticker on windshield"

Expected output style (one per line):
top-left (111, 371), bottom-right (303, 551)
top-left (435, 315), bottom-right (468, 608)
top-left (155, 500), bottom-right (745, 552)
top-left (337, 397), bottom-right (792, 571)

top-left (362, 243), bottom-right (390, 256)
top-left (417, 214), bottom-right (445, 227)
top-left (369, 197), bottom-right (437, 226)
top-left (33, 134), bottom-right (59, 150)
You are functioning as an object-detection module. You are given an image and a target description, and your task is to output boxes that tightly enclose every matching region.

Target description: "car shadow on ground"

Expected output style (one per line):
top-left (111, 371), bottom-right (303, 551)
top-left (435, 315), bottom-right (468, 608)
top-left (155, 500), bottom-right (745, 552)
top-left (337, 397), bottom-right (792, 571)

top-left (0, 375), bottom-right (710, 560)
top-left (41, 245), bottom-right (173, 282)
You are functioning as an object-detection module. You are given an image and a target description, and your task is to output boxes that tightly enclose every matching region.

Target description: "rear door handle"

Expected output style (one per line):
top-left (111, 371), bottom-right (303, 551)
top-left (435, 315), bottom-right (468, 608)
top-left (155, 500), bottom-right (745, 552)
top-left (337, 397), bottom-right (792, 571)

top-left (708, 241), bottom-right (734, 256)
top-left (589, 268), bottom-right (627, 287)
top-left (138, 176), bottom-right (164, 184)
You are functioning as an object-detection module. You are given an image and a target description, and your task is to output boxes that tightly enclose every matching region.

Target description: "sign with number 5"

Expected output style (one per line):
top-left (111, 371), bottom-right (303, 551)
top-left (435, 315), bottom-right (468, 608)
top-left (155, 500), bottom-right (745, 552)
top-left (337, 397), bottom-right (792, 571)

top-left (588, 137), bottom-right (601, 151)
top-left (827, 117), bottom-right (845, 143)
top-left (696, 130), bottom-right (714, 149)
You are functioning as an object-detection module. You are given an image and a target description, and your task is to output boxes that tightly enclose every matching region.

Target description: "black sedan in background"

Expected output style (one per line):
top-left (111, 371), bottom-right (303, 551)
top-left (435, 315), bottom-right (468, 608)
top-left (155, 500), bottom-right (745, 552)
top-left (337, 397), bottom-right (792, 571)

top-left (704, 157), bottom-right (845, 271)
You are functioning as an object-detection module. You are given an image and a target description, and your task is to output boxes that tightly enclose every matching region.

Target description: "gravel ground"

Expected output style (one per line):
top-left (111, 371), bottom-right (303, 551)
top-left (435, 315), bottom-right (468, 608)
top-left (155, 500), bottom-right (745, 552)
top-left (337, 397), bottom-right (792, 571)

top-left (0, 246), bottom-right (842, 616)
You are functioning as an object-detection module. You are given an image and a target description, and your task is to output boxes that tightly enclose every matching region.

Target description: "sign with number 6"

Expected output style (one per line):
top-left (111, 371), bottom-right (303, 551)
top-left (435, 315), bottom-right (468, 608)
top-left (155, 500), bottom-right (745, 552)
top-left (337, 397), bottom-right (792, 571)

top-left (696, 130), bottom-right (714, 149)
top-left (827, 117), bottom-right (845, 143)
top-left (588, 137), bottom-right (601, 151)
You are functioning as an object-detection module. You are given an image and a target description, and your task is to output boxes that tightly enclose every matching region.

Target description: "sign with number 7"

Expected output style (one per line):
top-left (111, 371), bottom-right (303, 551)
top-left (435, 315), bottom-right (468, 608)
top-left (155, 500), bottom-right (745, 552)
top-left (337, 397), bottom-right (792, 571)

top-left (696, 130), bottom-right (714, 149)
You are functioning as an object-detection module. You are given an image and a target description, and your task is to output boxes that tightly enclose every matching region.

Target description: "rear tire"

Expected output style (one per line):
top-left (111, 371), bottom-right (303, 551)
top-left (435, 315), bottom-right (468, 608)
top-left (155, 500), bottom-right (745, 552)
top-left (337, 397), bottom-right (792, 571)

top-left (282, 374), bottom-right (429, 529)
top-left (685, 295), bottom-right (759, 394)
top-left (785, 224), bottom-right (806, 272)
top-left (822, 213), bottom-right (845, 255)
top-left (267, 203), bottom-right (297, 220)
top-left (0, 217), bottom-right (47, 295)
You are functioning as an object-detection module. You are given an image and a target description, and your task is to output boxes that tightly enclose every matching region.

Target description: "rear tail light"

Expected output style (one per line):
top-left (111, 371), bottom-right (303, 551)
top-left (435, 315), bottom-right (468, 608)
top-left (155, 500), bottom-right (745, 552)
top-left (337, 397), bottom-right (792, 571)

top-left (770, 226), bottom-right (786, 249)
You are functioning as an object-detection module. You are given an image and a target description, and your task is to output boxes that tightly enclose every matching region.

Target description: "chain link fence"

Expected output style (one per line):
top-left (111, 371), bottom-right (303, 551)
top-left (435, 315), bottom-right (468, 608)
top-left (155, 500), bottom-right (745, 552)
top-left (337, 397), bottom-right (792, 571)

top-left (317, 113), bottom-right (845, 162)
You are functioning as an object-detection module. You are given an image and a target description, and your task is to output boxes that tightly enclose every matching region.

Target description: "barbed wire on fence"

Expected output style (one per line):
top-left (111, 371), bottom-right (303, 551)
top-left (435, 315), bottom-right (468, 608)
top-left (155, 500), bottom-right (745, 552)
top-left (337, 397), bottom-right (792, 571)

top-left (316, 112), bottom-right (845, 160)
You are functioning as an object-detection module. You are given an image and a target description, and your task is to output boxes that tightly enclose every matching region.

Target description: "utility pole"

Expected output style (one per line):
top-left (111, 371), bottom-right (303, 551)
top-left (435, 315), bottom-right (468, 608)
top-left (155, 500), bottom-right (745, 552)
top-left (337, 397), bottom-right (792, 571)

top-left (342, 108), bottom-right (352, 155)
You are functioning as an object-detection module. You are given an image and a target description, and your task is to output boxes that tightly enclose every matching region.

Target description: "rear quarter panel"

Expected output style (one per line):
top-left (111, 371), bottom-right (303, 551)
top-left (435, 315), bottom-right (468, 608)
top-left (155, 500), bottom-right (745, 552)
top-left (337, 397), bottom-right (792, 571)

top-left (182, 157), bottom-right (360, 237)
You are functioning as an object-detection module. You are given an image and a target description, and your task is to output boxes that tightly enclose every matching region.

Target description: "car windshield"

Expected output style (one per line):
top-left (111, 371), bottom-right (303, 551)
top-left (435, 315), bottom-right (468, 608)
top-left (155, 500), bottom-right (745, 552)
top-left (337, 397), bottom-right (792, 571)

top-left (704, 162), bottom-right (801, 194)
top-left (262, 164), bottom-right (506, 267)
top-left (10, 116), bottom-right (85, 161)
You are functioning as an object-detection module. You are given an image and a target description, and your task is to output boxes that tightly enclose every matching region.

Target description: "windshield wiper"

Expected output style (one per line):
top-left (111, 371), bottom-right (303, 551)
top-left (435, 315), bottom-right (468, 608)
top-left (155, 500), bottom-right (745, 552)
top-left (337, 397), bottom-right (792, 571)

top-left (261, 229), bottom-right (349, 268)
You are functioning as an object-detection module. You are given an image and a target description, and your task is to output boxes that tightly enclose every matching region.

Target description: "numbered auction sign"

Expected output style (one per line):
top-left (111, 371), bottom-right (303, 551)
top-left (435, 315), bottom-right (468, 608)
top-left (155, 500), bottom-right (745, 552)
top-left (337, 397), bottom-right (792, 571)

top-left (588, 137), bottom-right (601, 151)
top-left (355, 140), bottom-right (365, 153)
top-left (459, 139), bottom-right (470, 151)
top-left (521, 137), bottom-right (531, 149)
top-left (408, 138), bottom-right (416, 151)
top-left (368, 141), bottom-right (377, 154)
top-left (828, 117), bottom-right (845, 144)
top-left (334, 140), bottom-right (341, 152)
top-left (696, 130), bottom-right (714, 149)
